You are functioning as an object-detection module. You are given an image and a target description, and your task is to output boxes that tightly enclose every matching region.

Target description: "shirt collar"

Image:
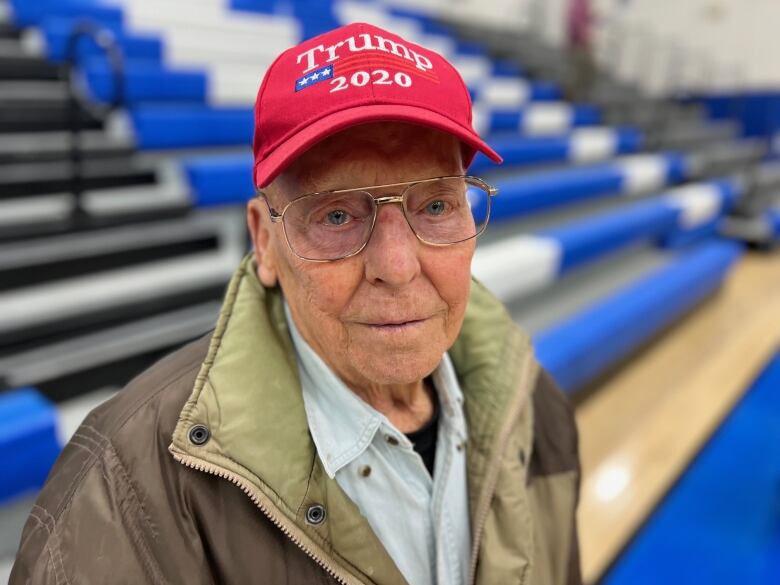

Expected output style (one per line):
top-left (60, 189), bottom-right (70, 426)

top-left (284, 301), bottom-right (468, 478)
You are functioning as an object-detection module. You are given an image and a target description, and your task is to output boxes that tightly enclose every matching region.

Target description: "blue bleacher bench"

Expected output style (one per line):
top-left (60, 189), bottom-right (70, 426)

top-left (132, 106), bottom-right (253, 150)
top-left (488, 104), bottom-right (601, 134)
top-left (85, 60), bottom-right (208, 104)
top-left (472, 178), bottom-right (740, 301)
top-left (534, 240), bottom-right (744, 393)
top-left (470, 127), bottom-right (642, 172)
top-left (10, 0), bottom-right (123, 28)
top-left (185, 153), bottom-right (255, 207)
top-left (41, 18), bottom-right (163, 63)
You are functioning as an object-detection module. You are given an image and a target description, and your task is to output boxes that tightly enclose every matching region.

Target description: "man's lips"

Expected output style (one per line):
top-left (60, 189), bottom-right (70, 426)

top-left (365, 317), bottom-right (425, 327)
top-left (358, 317), bottom-right (428, 327)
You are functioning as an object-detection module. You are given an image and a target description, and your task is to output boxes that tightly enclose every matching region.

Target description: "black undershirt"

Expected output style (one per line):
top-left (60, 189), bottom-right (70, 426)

top-left (404, 394), bottom-right (440, 477)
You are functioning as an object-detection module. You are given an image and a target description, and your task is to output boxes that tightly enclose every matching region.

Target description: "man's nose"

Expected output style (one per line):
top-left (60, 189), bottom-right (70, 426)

top-left (363, 203), bottom-right (421, 287)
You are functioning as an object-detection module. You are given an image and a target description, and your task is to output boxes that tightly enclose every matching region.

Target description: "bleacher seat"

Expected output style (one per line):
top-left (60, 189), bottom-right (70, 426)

top-left (0, 388), bottom-right (61, 504)
top-left (535, 240), bottom-right (744, 392)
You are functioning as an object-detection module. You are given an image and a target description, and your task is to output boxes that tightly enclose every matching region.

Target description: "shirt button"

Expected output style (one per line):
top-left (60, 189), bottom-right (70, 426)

top-left (358, 465), bottom-right (372, 478)
top-left (385, 435), bottom-right (399, 446)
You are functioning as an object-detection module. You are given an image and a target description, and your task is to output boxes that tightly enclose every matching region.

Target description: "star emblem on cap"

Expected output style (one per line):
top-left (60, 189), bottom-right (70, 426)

top-left (295, 64), bottom-right (336, 92)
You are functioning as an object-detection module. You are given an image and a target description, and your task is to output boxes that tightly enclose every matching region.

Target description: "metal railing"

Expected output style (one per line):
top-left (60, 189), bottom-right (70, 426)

top-left (63, 20), bottom-right (125, 225)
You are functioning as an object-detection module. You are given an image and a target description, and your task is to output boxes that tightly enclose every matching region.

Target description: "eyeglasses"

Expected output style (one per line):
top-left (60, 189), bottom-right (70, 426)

top-left (257, 175), bottom-right (498, 262)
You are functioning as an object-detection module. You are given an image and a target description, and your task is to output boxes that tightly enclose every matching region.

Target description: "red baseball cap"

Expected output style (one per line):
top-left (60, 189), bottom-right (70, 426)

top-left (252, 21), bottom-right (503, 188)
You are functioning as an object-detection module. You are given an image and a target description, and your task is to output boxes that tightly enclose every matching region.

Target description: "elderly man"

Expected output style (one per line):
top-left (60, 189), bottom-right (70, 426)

top-left (11, 22), bottom-right (581, 585)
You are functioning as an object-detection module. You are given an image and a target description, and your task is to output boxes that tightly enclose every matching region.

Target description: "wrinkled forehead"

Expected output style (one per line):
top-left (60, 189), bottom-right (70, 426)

top-left (271, 122), bottom-right (465, 199)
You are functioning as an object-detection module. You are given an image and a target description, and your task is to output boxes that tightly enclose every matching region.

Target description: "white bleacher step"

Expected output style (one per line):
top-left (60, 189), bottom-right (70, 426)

top-left (203, 64), bottom-right (278, 104)
top-left (0, 205), bottom-right (244, 336)
top-left (0, 210), bottom-right (235, 275)
top-left (0, 157), bottom-right (157, 195)
top-left (164, 41), bottom-right (280, 69)
top-left (153, 27), bottom-right (288, 64)
top-left (450, 54), bottom-right (494, 85)
top-left (113, 0), bottom-right (299, 43)
top-left (208, 77), bottom-right (265, 105)
top-left (0, 301), bottom-right (220, 389)
top-left (0, 246), bottom-right (240, 337)
top-left (0, 38), bottom-right (31, 59)
top-left (0, 182), bottom-right (190, 232)
top-left (0, 193), bottom-right (75, 227)
top-left (0, 160), bottom-right (202, 237)
top-left (0, 130), bottom-right (135, 161)
top-left (473, 235), bottom-right (562, 301)
top-left (81, 159), bottom-right (190, 216)
top-left (0, 80), bottom-right (68, 102)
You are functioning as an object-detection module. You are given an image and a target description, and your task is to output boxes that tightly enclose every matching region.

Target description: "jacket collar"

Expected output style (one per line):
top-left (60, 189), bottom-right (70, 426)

top-left (170, 254), bottom-right (538, 584)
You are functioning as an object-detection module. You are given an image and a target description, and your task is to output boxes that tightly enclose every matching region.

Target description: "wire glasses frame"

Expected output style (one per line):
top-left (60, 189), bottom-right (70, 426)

top-left (256, 175), bottom-right (499, 262)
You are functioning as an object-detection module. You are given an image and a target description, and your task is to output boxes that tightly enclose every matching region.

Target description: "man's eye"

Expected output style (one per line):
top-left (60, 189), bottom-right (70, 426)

top-left (325, 209), bottom-right (350, 225)
top-left (425, 200), bottom-right (448, 216)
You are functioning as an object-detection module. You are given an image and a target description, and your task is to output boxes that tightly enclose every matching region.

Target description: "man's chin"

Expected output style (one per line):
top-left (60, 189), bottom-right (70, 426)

top-left (351, 350), bottom-right (442, 387)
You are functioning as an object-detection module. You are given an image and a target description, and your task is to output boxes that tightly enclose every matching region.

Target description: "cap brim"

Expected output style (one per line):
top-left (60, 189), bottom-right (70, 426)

top-left (254, 103), bottom-right (503, 188)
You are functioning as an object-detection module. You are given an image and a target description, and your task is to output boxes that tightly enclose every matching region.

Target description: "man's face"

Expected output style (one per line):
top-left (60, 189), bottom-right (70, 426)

top-left (247, 122), bottom-right (475, 390)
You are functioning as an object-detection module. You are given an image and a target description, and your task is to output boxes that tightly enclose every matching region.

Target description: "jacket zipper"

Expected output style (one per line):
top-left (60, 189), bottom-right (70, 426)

top-left (466, 353), bottom-right (537, 585)
top-left (170, 447), bottom-right (359, 585)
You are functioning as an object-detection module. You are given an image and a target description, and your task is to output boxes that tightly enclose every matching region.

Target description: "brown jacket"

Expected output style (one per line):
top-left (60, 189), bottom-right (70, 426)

top-left (11, 256), bottom-right (582, 585)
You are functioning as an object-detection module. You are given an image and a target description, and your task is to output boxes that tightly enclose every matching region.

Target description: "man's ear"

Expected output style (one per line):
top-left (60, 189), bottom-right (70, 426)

top-left (247, 198), bottom-right (279, 288)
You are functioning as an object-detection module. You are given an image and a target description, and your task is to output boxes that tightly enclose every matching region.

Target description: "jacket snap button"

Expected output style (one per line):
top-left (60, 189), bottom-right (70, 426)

top-left (305, 504), bottom-right (327, 525)
top-left (188, 424), bottom-right (210, 446)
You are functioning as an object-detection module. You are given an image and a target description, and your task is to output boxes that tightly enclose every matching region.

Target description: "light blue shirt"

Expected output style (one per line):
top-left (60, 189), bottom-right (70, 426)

top-left (284, 303), bottom-right (471, 585)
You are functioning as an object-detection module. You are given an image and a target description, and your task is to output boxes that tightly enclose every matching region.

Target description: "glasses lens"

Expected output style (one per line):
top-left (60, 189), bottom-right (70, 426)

top-left (282, 190), bottom-right (375, 260)
top-left (404, 177), bottom-right (490, 245)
